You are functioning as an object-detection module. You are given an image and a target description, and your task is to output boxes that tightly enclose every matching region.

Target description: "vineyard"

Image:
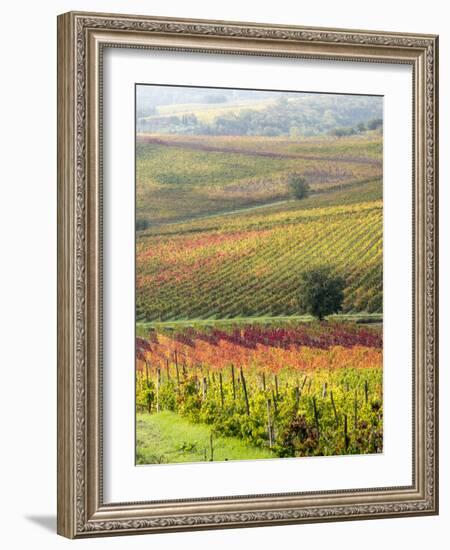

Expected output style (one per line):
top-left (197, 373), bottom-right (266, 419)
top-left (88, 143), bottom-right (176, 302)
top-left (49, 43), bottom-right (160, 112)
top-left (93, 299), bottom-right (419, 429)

top-left (136, 322), bottom-right (383, 463)
top-left (136, 133), bottom-right (382, 225)
top-left (137, 199), bottom-right (382, 321)
top-left (135, 87), bottom-right (384, 465)
top-left (140, 133), bottom-right (383, 161)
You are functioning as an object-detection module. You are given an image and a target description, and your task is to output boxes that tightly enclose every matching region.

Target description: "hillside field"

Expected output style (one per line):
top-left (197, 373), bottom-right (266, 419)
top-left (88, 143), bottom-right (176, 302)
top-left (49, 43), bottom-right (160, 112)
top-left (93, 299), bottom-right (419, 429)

top-left (137, 199), bottom-right (382, 321)
top-left (135, 105), bottom-right (383, 463)
top-left (136, 133), bottom-right (382, 226)
top-left (136, 322), bottom-right (383, 461)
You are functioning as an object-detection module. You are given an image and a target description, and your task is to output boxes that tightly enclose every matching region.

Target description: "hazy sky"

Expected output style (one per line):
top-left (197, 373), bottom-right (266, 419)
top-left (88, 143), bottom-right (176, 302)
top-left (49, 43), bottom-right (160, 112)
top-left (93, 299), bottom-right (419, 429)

top-left (136, 84), bottom-right (382, 112)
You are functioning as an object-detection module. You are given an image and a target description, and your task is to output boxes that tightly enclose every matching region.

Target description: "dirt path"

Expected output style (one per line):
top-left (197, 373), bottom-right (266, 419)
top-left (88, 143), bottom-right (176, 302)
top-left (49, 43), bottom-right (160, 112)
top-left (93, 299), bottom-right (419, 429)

top-left (138, 135), bottom-right (382, 167)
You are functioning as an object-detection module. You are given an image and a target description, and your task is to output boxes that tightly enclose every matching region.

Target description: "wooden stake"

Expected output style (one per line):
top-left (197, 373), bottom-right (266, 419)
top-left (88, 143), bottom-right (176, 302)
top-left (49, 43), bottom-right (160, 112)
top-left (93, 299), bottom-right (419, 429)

top-left (330, 390), bottom-right (339, 427)
top-left (266, 399), bottom-right (273, 448)
top-left (231, 364), bottom-right (236, 400)
top-left (294, 386), bottom-right (300, 413)
top-left (209, 433), bottom-right (214, 461)
top-left (240, 367), bottom-right (250, 415)
top-left (354, 390), bottom-right (358, 429)
top-left (219, 372), bottom-right (224, 407)
top-left (312, 396), bottom-right (320, 436)
top-left (344, 413), bottom-right (349, 452)
top-left (156, 368), bottom-right (161, 413)
top-left (301, 375), bottom-right (308, 392)
top-left (364, 380), bottom-right (369, 404)
top-left (271, 389), bottom-right (278, 415)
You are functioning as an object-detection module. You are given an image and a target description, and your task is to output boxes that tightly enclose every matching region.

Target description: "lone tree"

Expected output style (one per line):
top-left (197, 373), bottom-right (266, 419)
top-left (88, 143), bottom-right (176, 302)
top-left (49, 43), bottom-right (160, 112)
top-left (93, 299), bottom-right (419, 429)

top-left (288, 173), bottom-right (310, 200)
top-left (298, 266), bottom-right (345, 321)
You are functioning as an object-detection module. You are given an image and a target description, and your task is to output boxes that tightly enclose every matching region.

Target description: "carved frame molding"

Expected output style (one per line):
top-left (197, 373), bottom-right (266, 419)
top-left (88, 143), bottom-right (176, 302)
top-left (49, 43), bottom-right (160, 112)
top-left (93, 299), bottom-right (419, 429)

top-left (57, 11), bottom-right (438, 538)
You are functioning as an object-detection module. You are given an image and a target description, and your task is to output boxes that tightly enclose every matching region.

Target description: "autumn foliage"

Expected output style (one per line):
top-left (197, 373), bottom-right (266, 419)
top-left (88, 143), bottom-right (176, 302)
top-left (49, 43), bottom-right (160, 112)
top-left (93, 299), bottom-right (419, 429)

top-left (136, 322), bottom-right (383, 458)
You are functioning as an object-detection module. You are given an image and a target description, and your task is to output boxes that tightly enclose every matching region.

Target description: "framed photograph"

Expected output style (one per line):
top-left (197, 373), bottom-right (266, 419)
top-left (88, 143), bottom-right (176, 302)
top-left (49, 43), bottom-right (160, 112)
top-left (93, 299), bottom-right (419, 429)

top-left (57, 11), bottom-right (439, 538)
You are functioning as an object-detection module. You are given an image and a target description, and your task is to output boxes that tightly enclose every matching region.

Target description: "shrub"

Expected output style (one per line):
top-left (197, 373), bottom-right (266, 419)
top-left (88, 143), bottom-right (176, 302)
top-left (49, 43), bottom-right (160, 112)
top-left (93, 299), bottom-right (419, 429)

top-left (288, 174), bottom-right (310, 200)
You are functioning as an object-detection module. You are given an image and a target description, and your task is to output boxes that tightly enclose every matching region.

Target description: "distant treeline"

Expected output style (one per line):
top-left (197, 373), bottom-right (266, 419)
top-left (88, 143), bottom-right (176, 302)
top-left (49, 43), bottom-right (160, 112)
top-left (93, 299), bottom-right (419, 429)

top-left (137, 95), bottom-right (383, 137)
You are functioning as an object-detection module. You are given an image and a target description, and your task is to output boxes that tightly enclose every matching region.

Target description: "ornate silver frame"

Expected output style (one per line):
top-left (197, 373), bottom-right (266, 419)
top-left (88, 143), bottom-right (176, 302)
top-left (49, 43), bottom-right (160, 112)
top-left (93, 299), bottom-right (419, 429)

top-left (57, 11), bottom-right (439, 538)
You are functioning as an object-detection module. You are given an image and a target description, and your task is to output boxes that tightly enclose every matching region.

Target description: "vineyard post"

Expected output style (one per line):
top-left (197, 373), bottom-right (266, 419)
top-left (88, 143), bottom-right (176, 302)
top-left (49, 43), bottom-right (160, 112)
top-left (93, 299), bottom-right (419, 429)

top-left (301, 375), bottom-right (308, 392)
top-left (174, 354), bottom-right (180, 385)
top-left (330, 390), bottom-right (339, 426)
top-left (166, 359), bottom-right (171, 380)
top-left (322, 382), bottom-right (327, 398)
top-left (219, 372), bottom-right (224, 408)
top-left (202, 377), bottom-right (207, 400)
top-left (344, 413), bottom-right (349, 452)
top-left (271, 389), bottom-right (278, 415)
top-left (354, 390), bottom-right (358, 429)
top-left (262, 371), bottom-right (266, 391)
top-left (240, 367), bottom-right (250, 415)
top-left (147, 393), bottom-right (151, 414)
top-left (231, 364), bottom-right (236, 400)
top-left (156, 368), bottom-right (161, 413)
top-left (294, 386), bottom-right (300, 413)
top-left (312, 396), bottom-right (320, 437)
top-left (209, 433), bottom-right (214, 461)
top-left (266, 399), bottom-right (273, 448)
top-left (145, 360), bottom-right (149, 385)
top-left (364, 380), bottom-right (369, 404)
top-left (274, 375), bottom-right (279, 401)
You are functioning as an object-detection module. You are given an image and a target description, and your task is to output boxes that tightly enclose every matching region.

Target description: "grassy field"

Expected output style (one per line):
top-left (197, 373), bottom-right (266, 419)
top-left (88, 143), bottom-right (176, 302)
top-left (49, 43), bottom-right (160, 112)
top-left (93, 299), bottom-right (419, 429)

top-left (143, 133), bottom-right (383, 160)
top-left (136, 411), bottom-right (274, 464)
top-left (136, 133), bottom-right (382, 225)
top-left (142, 178), bottom-right (382, 234)
top-left (145, 97), bottom-right (275, 123)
